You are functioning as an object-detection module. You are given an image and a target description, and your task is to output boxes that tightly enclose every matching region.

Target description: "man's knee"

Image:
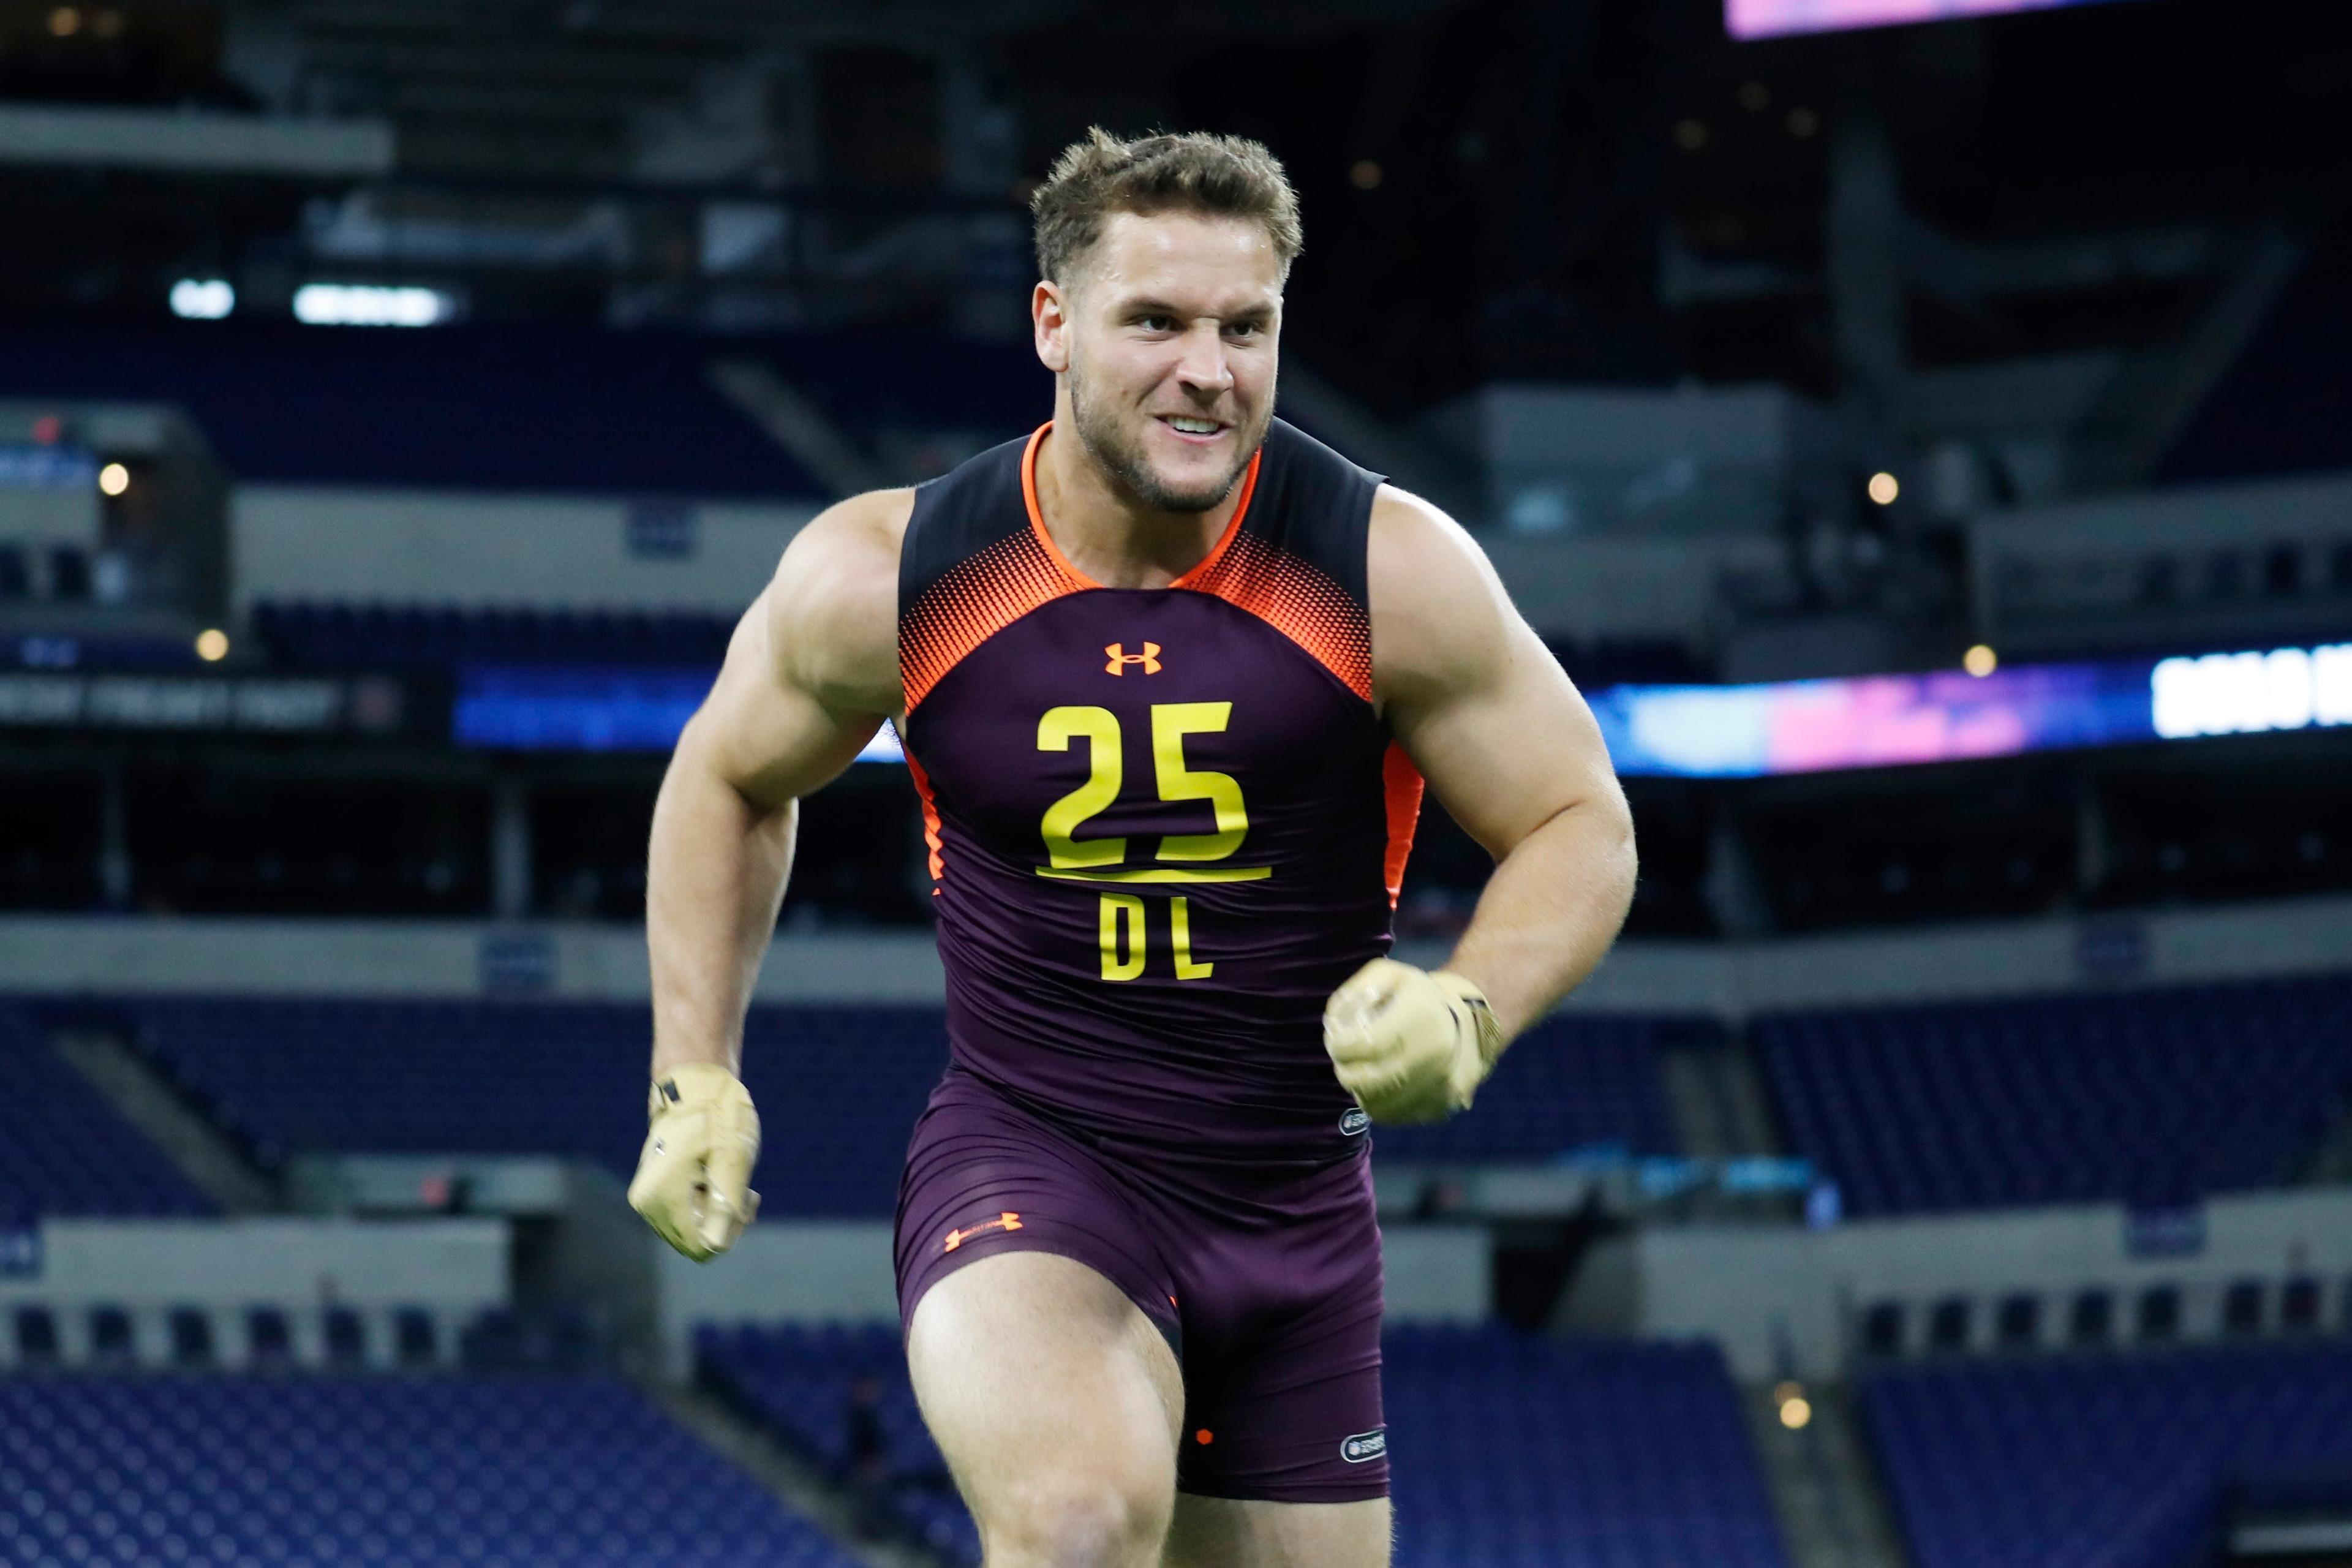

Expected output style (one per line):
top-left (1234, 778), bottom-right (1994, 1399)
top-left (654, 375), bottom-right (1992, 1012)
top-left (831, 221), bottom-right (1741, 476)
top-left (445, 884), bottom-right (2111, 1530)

top-left (984, 1467), bottom-right (1172, 1568)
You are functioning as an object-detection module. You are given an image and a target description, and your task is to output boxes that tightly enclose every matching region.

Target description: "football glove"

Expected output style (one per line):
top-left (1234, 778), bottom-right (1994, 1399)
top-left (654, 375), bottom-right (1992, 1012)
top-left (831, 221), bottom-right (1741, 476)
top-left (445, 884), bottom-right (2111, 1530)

top-left (628, 1063), bottom-right (761, 1261)
top-left (1322, 959), bottom-right (1506, 1125)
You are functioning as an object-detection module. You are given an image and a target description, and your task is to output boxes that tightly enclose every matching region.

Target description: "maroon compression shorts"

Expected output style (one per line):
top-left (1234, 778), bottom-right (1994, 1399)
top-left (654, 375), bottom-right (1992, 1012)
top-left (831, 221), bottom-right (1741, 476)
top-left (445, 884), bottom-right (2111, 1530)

top-left (893, 1067), bottom-right (1389, 1502)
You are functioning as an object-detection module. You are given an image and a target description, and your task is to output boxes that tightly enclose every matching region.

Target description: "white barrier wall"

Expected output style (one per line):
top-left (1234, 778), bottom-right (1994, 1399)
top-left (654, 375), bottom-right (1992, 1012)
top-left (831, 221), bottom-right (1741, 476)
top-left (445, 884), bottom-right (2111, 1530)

top-left (232, 486), bottom-right (821, 614)
top-left (652, 1220), bottom-right (1491, 1378)
top-left (3, 891), bottom-right (2343, 1012)
top-left (0, 1216), bottom-right (508, 1310)
top-left (1633, 1188), bottom-right (2352, 1381)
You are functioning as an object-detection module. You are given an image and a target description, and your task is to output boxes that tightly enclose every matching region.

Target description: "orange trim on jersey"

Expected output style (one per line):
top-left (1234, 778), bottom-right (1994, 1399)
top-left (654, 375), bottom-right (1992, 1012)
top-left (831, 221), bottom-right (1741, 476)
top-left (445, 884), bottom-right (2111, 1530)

top-left (1019, 421), bottom-right (1264, 593)
top-left (1186, 531), bottom-right (1374, 703)
top-left (1167, 446), bottom-right (1260, 589)
top-left (905, 747), bottom-right (946, 889)
top-left (900, 513), bottom-right (1080, 715)
top-left (1381, 742), bottom-right (1425, 910)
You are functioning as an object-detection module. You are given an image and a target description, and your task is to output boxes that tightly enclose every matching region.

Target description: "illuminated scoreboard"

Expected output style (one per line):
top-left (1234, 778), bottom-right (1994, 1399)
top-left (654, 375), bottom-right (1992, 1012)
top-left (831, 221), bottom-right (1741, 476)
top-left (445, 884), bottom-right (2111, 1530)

top-left (1728, 0), bottom-right (2136, 40)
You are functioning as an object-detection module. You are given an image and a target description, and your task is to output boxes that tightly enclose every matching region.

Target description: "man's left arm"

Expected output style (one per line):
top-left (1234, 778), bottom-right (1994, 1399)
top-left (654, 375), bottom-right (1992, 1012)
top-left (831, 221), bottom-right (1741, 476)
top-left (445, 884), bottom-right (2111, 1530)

top-left (1323, 486), bottom-right (1637, 1122)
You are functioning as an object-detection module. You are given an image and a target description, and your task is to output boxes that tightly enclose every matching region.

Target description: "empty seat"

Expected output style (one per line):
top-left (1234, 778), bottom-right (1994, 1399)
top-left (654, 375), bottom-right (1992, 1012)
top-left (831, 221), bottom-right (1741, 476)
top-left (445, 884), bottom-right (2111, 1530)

top-left (2138, 1285), bottom-right (2182, 1343)
top-left (2282, 1275), bottom-right (2323, 1332)
top-left (13, 1303), bottom-right (58, 1368)
top-left (168, 1305), bottom-right (215, 1368)
top-left (1758, 973), bottom-right (2352, 1218)
top-left (2069, 1289), bottom-right (2114, 1348)
top-left (88, 1303), bottom-right (137, 1368)
top-left (323, 1305), bottom-right (368, 1368)
top-left (1866, 1342), bottom-right (2352, 1568)
top-left (0, 1370), bottom-right (861, 1566)
top-left (2224, 1279), bottom-right (2267, 1338)
top-left (1861, 1301), bottom-right (1906, 1359)
top-left (246, 1305), bottom-right (293, 1368)
top-left (699, 1320), bottom-right (1794, 1568)
top-left (1996, 1294), bottom-right (2040, 1351)
top-left (393, 1306), bottom-right (439, 1368)
top-left (1929, 1297), bottom-right (1973, 1354)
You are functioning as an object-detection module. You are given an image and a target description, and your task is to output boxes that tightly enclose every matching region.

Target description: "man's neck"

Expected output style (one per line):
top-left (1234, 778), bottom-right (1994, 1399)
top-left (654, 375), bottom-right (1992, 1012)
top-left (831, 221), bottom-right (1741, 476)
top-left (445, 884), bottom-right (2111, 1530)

top-left (1032, 421), bottom-right (1246, 590)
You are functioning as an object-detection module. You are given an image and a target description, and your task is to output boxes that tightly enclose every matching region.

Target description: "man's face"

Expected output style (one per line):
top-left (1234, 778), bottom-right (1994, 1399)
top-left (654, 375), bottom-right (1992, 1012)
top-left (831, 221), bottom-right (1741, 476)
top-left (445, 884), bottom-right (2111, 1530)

top-left (1036, 209), bottom-right (1283, 515)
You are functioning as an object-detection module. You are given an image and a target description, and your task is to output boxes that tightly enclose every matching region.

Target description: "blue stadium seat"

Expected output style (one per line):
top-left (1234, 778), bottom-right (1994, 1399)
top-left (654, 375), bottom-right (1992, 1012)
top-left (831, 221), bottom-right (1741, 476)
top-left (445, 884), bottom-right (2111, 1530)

top-left (0, 1373), bottom-right (862, 1567)
top-left (1370, 1013), bottom-right (1691, 1163)
top-left (698, 1322), bottom-right (1790, 1568)
top-left (123, 997), bottom-right (1687, 1215)
top-left (0, 1005), bottom-right (212, 1219)
top-left (0, 322), bottom-right (827, 497)
top-left (1758, 973), bottom-right (2352, 1217)
top-left (1866, 1344), bottom-right (2352, 1568)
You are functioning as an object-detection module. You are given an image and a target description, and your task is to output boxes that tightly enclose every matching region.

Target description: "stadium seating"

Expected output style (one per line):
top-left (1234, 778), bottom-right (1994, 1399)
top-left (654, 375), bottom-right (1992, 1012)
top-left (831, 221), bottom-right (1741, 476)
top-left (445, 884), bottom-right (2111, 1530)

top-left (1758, 973), bottom-right (2352, 1216)
top-left (0, 1006), bottom-right (209, 1219)
top-left (0, 1373), bottom-right (859, 1568)
top-left (255, 601), bottom-right (733, 671)
top-left (123, 999), bottom-right (951, 1215)
top-left (0, 322), bottom-right (823, 497)
top-left (1866, 1343), bottom-right (2352, 1568)
top-left (698, 1322), bottom-right (1788, 1568)
top-left (1371, 1012), bottom-right (1692, 1163)
top-left (120, 997), bottom-right (1687, 1213)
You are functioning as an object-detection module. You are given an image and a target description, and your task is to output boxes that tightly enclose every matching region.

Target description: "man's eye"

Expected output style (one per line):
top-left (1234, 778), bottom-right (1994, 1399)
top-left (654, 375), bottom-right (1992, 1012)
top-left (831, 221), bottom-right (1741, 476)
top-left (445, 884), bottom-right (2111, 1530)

top-left (1226, 321), bottom-right (1262, 338)
top-left (1137, 315), bottom-right (1175, 332)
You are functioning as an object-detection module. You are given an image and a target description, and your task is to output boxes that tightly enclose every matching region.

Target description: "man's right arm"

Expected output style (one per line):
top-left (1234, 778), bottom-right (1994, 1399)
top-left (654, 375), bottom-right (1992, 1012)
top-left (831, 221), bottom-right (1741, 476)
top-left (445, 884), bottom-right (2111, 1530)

top-left (631, 491), bottom-right (907, 1261)
top-left (647, 490), bottom-right (909, 1077)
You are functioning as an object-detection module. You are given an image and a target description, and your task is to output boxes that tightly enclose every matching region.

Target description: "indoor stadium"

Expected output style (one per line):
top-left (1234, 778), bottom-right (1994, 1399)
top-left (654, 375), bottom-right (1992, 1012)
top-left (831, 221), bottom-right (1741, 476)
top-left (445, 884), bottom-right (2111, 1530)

top-left (3, 1), bottom-right (2350, 1566)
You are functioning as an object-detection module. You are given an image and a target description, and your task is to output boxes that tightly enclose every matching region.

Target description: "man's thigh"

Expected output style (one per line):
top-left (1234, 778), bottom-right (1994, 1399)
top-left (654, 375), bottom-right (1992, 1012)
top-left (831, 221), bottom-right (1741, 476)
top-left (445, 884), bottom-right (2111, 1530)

top-left (907, 1250), bottom-right (1186, 1566)
top-left (1161, 1493), bottom-right (1392, 1568)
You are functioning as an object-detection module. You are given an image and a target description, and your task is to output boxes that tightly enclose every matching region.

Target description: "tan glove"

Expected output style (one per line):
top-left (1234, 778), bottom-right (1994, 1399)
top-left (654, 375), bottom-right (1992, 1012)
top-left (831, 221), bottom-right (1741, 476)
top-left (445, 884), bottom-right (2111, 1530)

top-left (1322, 959), bottom-right (1506, 1125)
top-left (628, 1064), bottom-right (761, 1261)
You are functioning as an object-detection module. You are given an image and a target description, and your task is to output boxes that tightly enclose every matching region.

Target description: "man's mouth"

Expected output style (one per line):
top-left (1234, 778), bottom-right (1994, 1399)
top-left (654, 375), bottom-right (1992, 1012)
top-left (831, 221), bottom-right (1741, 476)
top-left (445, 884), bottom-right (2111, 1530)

top-left (1157, 415), bottom-right (1227, 443)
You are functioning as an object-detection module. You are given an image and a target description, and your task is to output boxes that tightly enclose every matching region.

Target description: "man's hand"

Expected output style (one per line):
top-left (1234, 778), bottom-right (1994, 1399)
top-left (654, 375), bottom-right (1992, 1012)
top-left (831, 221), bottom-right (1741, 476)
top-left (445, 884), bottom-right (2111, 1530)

top-left (628, 1064), bottom-right (761, 1261)
top-left (1322, 958), bottom-right (1506, 1125)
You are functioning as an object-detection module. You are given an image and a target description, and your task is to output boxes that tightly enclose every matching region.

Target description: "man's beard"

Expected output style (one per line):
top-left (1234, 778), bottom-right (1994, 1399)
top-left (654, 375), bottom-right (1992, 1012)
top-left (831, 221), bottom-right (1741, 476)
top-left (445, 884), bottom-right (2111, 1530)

top-left (1069, 362), bottom-right (1264, 515)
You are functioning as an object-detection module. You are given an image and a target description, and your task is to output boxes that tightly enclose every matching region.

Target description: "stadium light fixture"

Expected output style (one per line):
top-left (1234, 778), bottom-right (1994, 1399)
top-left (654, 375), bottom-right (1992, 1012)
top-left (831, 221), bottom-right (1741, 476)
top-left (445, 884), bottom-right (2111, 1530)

top-left (97, 462), bottom-right (129, 496)
top-left (1867, 471), bottom-right (1900, 506)
top-left (292, 283), bottom-right (453, 328)
top-left (169, 279), bottom-right (235, 320)
top-left (1963, 644), bottom-right (1997, 678)
top-left (194, 628), bottom-right (230, 663)
top-left (1774, 1381), bottom-right (1812, 1430)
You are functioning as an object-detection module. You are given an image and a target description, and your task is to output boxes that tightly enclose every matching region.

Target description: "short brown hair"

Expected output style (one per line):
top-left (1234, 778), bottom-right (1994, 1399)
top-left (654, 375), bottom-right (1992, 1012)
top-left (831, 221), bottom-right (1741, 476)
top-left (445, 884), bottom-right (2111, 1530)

top-left (1030, 127), bottom-right (1303, 287)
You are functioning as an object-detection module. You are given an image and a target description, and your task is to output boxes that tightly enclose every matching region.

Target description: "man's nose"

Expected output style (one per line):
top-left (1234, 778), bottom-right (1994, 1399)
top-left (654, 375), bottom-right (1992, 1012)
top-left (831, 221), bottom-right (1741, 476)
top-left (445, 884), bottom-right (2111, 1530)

top-left (1173, 324), bottom-right (1235, 394)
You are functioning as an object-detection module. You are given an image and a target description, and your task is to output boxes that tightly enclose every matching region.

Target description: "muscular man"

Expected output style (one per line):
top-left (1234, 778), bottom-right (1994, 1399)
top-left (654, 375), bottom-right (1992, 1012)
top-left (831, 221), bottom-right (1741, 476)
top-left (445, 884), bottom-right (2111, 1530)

top-left (631, 129), bottom-right (1636, 1568)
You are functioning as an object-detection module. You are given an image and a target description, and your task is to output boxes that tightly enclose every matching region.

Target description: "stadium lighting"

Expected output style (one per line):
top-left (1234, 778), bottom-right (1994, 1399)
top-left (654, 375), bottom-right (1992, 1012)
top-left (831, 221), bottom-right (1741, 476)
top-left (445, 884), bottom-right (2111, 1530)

top-left (97, 462), bottom-right (130, 497)
top-left (194, 628), bottom-right (230, 663)
top-left (1867, 471), bottom-right (1900, 506)
top-left (1774, 1381), bottom-right (1812, 1430)
top-left (292, 284), bottom-right (453, 328)
top-left (169, 279), bottom-right (236, 320)
top-left (1963, 644), bottom-right (1997, 678)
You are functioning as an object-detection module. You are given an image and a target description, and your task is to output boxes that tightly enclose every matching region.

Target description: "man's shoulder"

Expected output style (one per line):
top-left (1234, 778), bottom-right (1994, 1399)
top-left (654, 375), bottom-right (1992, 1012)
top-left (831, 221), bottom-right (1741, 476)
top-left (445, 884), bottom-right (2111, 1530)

top-left (767, 488), bottom-right (918, 713)
top-left (1365, 484), bottom-right (1518, 703)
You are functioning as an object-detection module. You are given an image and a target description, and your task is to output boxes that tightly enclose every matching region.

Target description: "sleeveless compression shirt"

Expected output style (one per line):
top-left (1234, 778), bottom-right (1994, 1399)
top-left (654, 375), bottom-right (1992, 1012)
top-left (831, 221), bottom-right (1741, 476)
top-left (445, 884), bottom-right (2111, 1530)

top-left (896, 418), bottom-right (1422, 1171)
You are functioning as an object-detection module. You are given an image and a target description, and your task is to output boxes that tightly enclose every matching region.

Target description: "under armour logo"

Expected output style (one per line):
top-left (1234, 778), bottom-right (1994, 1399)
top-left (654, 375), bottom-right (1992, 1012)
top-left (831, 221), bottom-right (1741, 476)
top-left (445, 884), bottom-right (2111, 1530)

top-left (1105, 642), bottom-right (1163, 675)
top-left (943, 1212), bottom-right (1022, 1253)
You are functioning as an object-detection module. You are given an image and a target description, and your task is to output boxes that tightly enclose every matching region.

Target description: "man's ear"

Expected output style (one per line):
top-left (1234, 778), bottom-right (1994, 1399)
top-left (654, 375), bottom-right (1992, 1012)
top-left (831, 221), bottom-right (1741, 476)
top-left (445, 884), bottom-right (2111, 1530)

top-left (1033, 279), bottom-right (1073, 374)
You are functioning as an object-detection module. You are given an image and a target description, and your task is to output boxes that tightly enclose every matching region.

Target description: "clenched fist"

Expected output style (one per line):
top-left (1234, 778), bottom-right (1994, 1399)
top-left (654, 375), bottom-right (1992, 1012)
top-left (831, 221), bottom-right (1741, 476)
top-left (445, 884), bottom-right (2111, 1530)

top-left (1322, 958), bottom-right (1506, 1125)
top-left (628, 1064), bottom-right (761, 1261)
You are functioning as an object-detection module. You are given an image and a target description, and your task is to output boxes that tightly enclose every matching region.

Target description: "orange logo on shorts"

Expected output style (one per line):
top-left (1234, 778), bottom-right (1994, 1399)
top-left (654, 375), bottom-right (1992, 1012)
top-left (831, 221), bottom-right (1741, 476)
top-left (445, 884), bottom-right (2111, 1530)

top-left (943, 1211), bottom-right (1023, 1253)
top-left (1104, 642), bottom-right (1163, 675)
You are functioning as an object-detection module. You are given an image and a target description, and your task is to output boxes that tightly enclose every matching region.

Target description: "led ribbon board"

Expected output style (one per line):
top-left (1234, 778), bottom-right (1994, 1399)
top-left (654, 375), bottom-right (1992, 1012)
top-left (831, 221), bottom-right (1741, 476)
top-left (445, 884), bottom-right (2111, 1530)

top-left (1727, 0), bottom-right (2136, 40)
top-left (452, 644), bottom-right (2352, 777)
top-left (1591, 643), bottom-right (2352, 778)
